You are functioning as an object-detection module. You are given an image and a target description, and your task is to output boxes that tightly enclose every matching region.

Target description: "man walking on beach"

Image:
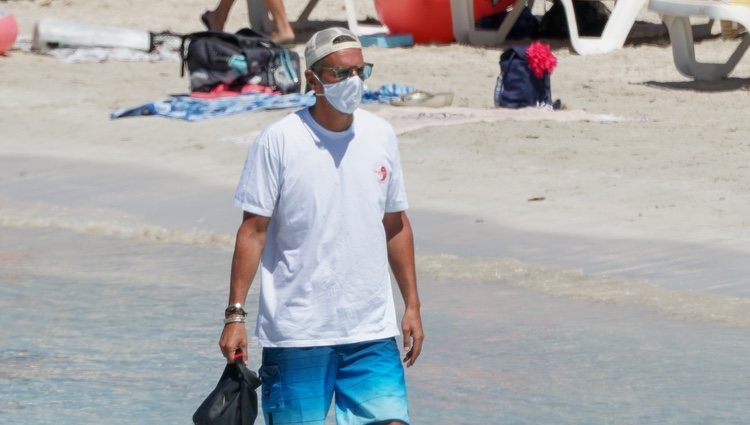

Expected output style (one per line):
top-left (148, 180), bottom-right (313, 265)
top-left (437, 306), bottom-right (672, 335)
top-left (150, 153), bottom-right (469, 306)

top-left (219, 27), bottom-right (424, 425)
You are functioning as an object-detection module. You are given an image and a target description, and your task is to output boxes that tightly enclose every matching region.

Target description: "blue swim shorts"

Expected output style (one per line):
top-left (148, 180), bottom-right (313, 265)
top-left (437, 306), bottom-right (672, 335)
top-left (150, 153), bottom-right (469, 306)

top-left (259, 337), bottom-right (410, 425)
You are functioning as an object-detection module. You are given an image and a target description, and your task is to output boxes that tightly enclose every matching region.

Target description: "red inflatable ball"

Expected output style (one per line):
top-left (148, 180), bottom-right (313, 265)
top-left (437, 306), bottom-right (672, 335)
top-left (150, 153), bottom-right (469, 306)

top-left (374, 0), bottom-right (516, 44)
top-left (0, 10), bottom-right (18, 55)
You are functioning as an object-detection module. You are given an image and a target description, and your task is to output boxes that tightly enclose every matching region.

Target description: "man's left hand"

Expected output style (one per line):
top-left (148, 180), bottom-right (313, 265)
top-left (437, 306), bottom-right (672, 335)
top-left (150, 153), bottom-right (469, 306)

top-left (401, 307), bottom-right (424, 367)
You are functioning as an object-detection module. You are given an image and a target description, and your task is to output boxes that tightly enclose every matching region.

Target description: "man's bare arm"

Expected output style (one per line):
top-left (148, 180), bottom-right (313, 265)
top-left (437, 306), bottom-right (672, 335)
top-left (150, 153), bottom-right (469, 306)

top-left (219, 211), bottom-right (270, 364)
top-left (383, 211), bottom-right (424, 367)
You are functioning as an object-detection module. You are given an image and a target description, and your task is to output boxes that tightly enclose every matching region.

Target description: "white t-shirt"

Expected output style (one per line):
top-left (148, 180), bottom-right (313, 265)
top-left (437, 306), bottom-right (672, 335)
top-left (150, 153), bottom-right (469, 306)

top-left (234, 107), bottom-right (409, 347)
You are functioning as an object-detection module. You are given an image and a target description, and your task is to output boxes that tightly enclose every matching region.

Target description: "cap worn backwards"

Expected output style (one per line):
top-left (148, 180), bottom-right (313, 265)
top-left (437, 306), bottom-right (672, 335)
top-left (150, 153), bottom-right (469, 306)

top-left (304, 27), bottom-right (362, 69)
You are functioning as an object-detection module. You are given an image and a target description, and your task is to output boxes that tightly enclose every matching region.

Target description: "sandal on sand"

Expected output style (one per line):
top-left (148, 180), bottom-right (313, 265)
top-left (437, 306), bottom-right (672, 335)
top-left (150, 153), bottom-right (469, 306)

top-left (390, 91), bottom-right (454, 108)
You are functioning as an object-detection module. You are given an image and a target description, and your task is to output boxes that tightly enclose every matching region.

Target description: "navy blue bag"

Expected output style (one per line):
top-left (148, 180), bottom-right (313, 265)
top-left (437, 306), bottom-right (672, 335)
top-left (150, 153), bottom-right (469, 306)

top-left (493, 46), bottom-right (558, 109)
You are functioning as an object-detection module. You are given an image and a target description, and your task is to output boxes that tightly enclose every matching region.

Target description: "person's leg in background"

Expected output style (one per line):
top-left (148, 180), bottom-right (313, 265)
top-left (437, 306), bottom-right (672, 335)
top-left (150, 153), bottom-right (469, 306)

top-left (266, 0), bottom-right (295, 43)
top-left (201, 0), bottom-right (236, 31)
top-left (201, 0), bottom-right (295, 43)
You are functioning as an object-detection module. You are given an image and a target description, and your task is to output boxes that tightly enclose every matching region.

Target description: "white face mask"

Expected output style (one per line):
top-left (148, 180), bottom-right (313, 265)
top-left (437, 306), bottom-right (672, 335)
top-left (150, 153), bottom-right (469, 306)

top-left (314, 74), bottom-right (364, 115)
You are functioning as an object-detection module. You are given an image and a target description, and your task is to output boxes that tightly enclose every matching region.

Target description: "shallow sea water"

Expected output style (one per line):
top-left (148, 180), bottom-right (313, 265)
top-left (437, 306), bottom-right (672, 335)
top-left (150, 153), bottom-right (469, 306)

top-left (1, 226), bottom-right (749, 425)
top-left (1, 157), bottom-right (749, 424)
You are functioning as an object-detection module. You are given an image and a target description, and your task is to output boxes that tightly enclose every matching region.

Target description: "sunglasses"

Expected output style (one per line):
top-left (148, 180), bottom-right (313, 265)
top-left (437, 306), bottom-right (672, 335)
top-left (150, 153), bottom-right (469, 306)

top-left (315, 62), bottom-right (374, 81)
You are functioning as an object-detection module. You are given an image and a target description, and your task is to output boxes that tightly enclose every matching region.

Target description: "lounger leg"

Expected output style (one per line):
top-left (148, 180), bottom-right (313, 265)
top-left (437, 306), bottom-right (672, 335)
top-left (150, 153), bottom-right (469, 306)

top-left (488, 0), bottom-right (528, 45)
top-left (559, 0), bottom-right (648, 55)
top-left (296, 0), bottom-right (319, 24)
top-left (662, 16), bottom-right (700, 78)
top-left (663, 15), bottom-right (750, 80)
top-left (451, 0), bottom-right (531, 46)
top-left (450, 0), bottom-right (472, 43)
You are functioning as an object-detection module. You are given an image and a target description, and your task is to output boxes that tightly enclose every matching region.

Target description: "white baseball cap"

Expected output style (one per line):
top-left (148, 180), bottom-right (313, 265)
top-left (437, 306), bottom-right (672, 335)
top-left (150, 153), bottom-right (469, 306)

top-left (304, 27), bottom-right (362, 69)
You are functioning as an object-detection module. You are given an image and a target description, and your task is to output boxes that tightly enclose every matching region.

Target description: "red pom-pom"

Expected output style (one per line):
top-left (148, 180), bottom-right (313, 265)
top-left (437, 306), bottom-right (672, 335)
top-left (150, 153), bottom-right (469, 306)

top-left (525, 41), bottom-right (557, 79)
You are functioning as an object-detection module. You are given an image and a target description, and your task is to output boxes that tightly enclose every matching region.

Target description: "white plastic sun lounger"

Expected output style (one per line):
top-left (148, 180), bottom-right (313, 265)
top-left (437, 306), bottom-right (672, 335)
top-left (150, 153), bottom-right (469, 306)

top-left (649, 0), bottom-right (750, 80)
top-left (557, 0), bottom-right (648, 54)
top-left (450, 0), bottom-right (535, 46)
top-left (451, 0), bottom-right (648, 54)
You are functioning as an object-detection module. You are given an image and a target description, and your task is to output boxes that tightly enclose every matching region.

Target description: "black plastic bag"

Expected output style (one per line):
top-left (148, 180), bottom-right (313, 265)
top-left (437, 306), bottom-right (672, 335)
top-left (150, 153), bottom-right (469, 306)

top-left (193, 362), bottom-right (262, 425)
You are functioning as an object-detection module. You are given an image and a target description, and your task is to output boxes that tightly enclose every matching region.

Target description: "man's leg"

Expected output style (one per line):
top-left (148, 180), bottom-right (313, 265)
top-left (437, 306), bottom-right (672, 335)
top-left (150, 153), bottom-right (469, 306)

top-left (260, 345), bottom-right (337, 424)
top-left (334, 338), bottom-right (410, 425)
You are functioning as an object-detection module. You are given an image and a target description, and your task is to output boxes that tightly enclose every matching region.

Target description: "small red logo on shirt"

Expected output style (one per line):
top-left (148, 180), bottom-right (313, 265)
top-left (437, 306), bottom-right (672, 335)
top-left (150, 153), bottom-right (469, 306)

top-left (375, 164), bottom-right (388, 183)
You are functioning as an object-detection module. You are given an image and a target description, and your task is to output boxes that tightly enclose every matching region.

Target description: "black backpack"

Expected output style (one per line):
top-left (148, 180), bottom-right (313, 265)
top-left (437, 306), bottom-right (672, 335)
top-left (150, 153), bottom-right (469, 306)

top-left (181, 28), bottom-right (301, 93)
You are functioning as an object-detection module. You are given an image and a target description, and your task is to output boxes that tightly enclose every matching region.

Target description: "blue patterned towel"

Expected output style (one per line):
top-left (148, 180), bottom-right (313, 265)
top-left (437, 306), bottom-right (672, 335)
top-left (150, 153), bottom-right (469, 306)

top-left (363, 83), bottom-right (415, 103)
top-left (110, 84), bottom-right (415, 121)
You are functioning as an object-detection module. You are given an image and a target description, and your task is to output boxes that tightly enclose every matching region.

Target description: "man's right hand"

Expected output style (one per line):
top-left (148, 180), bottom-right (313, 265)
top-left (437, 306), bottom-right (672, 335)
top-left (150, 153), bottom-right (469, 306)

top-left (219, 322), bottom-right (248, 364)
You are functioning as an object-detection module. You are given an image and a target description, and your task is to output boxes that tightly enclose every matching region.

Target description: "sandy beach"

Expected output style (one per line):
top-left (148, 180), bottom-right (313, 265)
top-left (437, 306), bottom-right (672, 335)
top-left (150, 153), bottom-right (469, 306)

top-left (4, 0), bottom-right (750, 294)
top-left (4, 0), bottom-right (750, 253)
top-left (1, 0), bottom-right (750, 423)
